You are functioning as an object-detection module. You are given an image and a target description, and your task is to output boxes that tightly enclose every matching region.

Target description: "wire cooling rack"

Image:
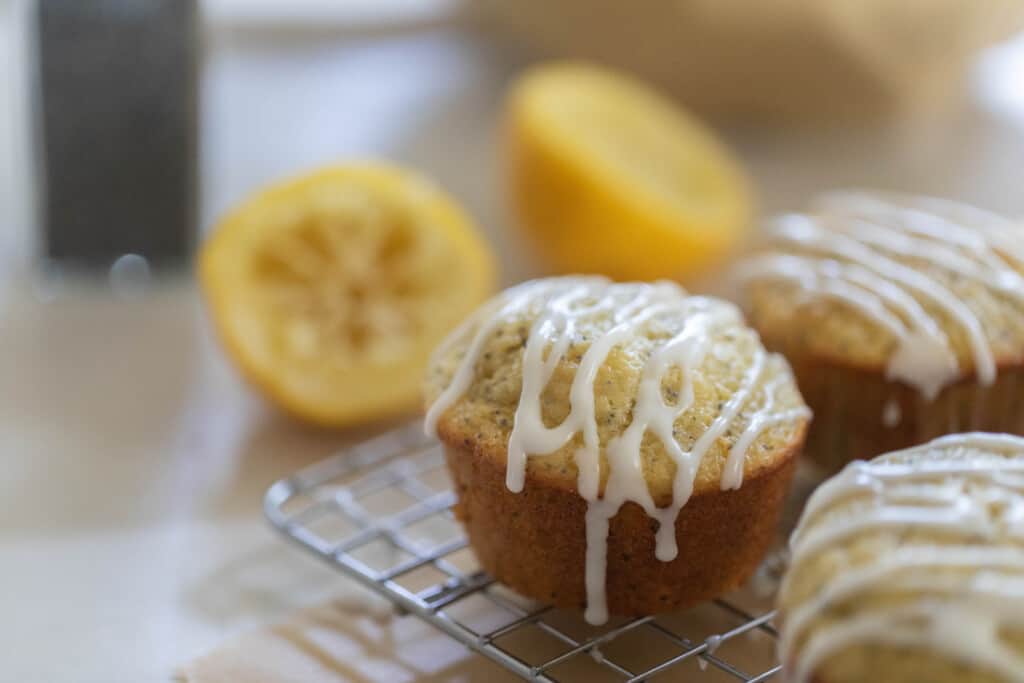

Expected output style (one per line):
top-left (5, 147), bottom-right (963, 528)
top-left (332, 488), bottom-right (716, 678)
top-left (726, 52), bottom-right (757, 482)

top-left (264, 422), bottom-right (786, 682)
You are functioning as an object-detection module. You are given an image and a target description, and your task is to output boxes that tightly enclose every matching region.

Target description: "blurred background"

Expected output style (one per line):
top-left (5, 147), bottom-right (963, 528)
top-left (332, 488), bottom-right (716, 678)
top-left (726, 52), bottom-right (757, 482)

top-left (4, 0), bottom-right (1024, 279)
top-left (2, 1), bottom-right (1024, 681)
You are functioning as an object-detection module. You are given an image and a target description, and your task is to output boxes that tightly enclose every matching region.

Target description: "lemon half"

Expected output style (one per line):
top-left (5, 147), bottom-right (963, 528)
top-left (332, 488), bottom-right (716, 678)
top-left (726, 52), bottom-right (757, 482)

top-left (200, 163), bottom-right (497, 427)
top-left (506, 62), bottom-right (753, 282)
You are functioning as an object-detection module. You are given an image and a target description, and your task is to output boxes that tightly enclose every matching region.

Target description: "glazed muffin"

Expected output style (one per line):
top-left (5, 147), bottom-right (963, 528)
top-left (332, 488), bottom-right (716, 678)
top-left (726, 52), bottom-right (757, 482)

top-left (777, 432), bottom-right (1024, 683)
top-left (733, 191), bottom-right (1024, 472)
top-left (424, 276), bottom-right (810, 623)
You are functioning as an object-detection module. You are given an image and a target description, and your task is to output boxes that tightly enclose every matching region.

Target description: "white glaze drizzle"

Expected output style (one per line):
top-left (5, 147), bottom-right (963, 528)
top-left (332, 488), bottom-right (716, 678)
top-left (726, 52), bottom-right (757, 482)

top-left (733, 250), bottom-right (959, 399)
top-left (723, 374), bottom-right (810, 491)
top-left (780, 433), bottom-right (1024, 682)
top-left (736, 194), bottom-right (1024, 400)
top-left (819, 190), bottom-right (1024, 269)
top-left (774, 214), bottom-right (996, 387)
top-left (816, 193), bottom-right (1024, 294)
top-left (425, 278), bottom-right (581, 436)
top-left (426, 277), bottom-right (808, 624)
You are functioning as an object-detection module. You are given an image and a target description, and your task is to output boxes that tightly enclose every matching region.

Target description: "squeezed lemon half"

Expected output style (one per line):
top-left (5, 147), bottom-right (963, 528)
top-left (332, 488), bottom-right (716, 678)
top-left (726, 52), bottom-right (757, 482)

top-left (506, 62), bottom-right (753, 282)
top-left (200, 163), bottom-right (497, 427)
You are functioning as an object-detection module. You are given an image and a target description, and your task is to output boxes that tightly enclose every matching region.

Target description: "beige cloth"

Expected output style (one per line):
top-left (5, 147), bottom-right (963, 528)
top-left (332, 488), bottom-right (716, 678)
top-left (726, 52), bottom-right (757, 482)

top-left (474, 0), bottom-right (1024, 122)
top-left (179, 593), bottom-right (519, 683)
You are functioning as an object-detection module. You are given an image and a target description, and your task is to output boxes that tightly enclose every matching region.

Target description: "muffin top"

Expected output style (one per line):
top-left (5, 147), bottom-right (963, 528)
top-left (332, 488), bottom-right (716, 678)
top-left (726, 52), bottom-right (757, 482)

top-left (778, 432), bottom-right (1024, 683)
top-left (733, 191), bottom-right (1024, 399)
top-left (424, 276), bottom-right (809, 504)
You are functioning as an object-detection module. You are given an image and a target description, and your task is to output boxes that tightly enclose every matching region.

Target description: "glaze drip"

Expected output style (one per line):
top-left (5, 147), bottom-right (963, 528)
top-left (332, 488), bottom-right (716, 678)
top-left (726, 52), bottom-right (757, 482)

top-left (780, 433), bottom-right (1024, 683)
top-left (734, 192), bottom-right (1024, 401)
top-left (426, 277), bottom-right (809, 624)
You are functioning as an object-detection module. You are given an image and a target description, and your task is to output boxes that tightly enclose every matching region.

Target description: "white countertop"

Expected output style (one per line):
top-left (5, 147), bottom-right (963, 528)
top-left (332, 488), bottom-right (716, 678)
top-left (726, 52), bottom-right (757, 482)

top-left (2, 5), bottom-right (1024, 681)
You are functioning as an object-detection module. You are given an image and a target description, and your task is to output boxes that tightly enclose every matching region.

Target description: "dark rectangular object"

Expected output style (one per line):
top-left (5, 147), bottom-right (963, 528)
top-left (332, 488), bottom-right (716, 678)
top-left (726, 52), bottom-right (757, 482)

top-left (35, 0), bottom-right (198, 269)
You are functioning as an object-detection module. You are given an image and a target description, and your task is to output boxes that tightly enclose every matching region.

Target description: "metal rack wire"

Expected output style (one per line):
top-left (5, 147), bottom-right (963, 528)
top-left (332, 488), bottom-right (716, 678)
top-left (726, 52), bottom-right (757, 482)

top-left (265, 422), bottom-right (786, 682)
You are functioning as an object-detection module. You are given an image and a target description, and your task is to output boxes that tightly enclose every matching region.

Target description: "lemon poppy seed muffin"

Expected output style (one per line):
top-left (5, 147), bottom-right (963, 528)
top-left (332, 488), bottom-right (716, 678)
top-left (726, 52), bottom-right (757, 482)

top-left (778, 433), bottom-right (1024, 683)
top-left (734, 191), bottom-right (1024, 472)
top-left (424, 276), bottom-right (810, 622)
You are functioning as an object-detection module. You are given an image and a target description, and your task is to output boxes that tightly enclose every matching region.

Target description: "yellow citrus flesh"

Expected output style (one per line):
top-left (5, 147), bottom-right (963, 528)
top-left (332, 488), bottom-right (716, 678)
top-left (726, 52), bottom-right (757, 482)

top-left (199, 163), bottom-right (497, 427)
top-left (506, 62), bottom-right (753, 282)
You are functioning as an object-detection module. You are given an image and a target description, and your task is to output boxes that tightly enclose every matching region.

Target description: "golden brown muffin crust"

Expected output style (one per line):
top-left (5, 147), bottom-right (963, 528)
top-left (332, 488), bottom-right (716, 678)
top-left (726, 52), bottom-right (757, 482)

top-left (441, 419), bottom-right (805, 615)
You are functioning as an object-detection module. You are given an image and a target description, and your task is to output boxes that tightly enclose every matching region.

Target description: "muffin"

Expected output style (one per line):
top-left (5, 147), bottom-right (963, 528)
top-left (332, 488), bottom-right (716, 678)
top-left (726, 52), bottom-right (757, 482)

top-left (733, 191), bottom-right (1024, 472)
top-left (777, 432), bottom-right (1024, 683)
top-left (424, 276), bottom-right (810, 623)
